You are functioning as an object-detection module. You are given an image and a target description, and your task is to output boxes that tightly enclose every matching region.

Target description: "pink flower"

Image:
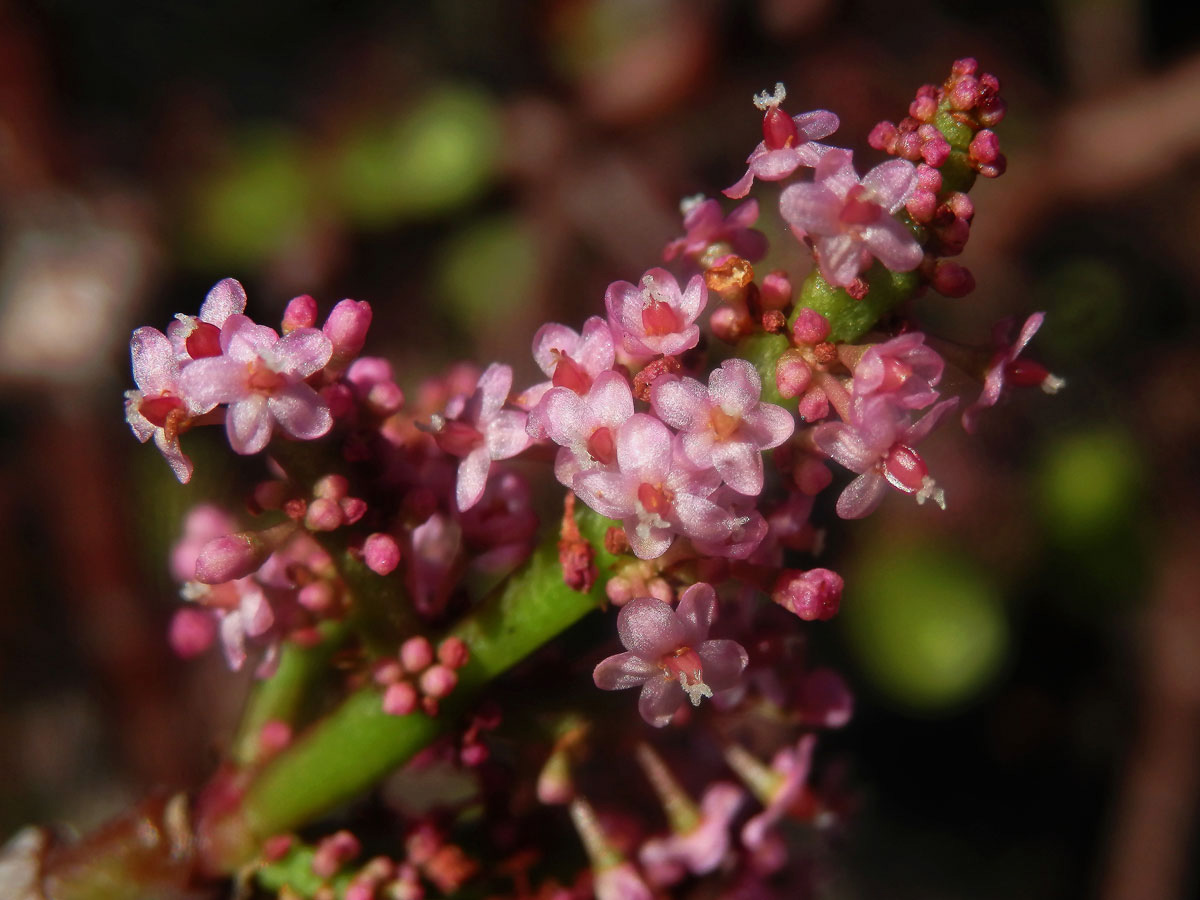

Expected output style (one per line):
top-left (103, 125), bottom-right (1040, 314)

top-left (663, 196), bottom-right (768, 267)
top-left (166, 277), bottom-right (248, 359)
top-left (651, 358), bottom-right (794, 496)
top-left (724, 84), bottom-right (841, 199)
top-left (179, 315), bottom-right (333, 455)
top-left (740, 736), bottom-right (816, 851)
top-left (531, 317), bottom-right (616, 395)
top-left (125, 326), bottom-right (207, 483)
top-left (639, 782), bottom-right (743, 883)
top-left (962, 312), bottom-right (1065, 433)
top-left (534, 370), bottom-right (635, 488)
top-left (573, 414), bottom-right (731, 560)
top-left (429, 363), bottom-right (533, 512)
top-left (812, 395), bottom-right (957, 518)
top-left (593, 585), bottom-right (749, 727)
top-left (605, 268), bottom-right (707, 363)
top-left (779, 149), bottom-right (922, 288)
top-left (851, 332), bottom-right (944, 411)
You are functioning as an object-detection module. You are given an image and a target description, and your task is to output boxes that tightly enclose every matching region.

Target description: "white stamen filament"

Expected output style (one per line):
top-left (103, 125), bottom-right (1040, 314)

top-left (752, 82), bottom-right (787, 111)
top-left (915, 475), bottom-right (946, 510)
top-left (678, 671), bottom-right (713, 706)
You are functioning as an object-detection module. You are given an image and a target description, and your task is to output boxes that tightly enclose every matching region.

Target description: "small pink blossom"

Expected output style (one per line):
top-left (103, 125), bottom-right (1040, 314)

top-left (593, 585), bottom-right (749, 727)
top-left (639, 782), bottom-right (743, 884)
top-left (740, 736), bottom-right (816, 851)
top-left (573, 414), bottom-right (731, 560)
top-left (663, 196), bottom-right (767, 267)
top-left (179, 315), bottom-right (333, 455)
top-left (651, 358), bottom-right (794, 497)
top-left (812, 395), bottom-right (957, 519)
top-left (530, 316), bottom-right (616, 396)
top-left (779, 149), bottom-right (922, 288)
top-left (429, 363), bottom-right (532, 511)
top-left (962, 312), bottom-right (1065, 433)
top-left (724, 84), bottom-right (841, 199)
top-left (533, 370), bottom-right (634, 488)
top-left (605, 268), bottom-right (707, 363)
top-left (166, 277), bottom-right (248, 359)
top-left (851, 332), bottom-right (945, 411)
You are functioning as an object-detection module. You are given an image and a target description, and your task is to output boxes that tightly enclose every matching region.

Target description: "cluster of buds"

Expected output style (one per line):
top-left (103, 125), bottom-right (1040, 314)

top-left (374, 635), bottom-right (470, 717)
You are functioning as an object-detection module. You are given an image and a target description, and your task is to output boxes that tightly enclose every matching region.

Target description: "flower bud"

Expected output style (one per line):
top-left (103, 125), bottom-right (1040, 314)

top-left (772, 568), bottom-right (844, 621)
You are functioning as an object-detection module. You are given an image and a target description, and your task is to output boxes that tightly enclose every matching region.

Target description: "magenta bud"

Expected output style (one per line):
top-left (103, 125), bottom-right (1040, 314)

top-left (951, 57), bottom-right (978, 77)
top-left (322, 382), bottom-right (356, 419)
top-left (945, 191), bottom-right (974, 220)
top-left (895, 130), bottom-right (923, 161)
top-left (400, 636), bottom-right (434, 673)
top-left (367, 380), bottom-right (405, 415)
top-left (772, 568), bottom-right (844, 621)
top-left (867, 120), bottom-right (897, 152)
top-left (969, 129), bottom-right (1000, 165)
top-left (340, 497), bottom-right (367, 525)
top-left (437, 636), bottom-right (470, 669)
top-left (906, 189), bottom-right (938, 224)
top-left (259, 720), bottom-right (292, 757)
top-left (312, 830), bottom-right (361, 879)
top-left (298, 581), bottom-right (335, 613)
top-left (363, 533), bottom-right (401, 575)
top-left (792, 307), bottom-right (830, 344)
top-left (794, 457), bottom-right (833, 495)
top-left (169, 608), bottom-right (216, 658)
top-left (252, 480), bottom-right (289, 512)
top-left (932, 261), bottom-right (976, 297)
top-left (936, 216), bottom-right (971, 256)
top-left (916, 163), bottom-right (943, 193)
top-left (920, 132), bottom-right (951, 168)
top-left (374, 659), bottom-right (404, 685)
top-left (977, 153), bottom-right (1007, 178)
top-left (949, 76), bottom-right (980, 110)
top-left (977, 96), bottom-right (1007, 128)
top-left (282, 294), bottom-right (318, 333)
top-left (460, 743), bottom-right (488, 767)
top-left (909, 93), bottom-right (938, 122)
top-left (314, 474), bottom-right (350, 501)
top-left (759, 270), bottom-right (793, 310)
top-left (305, 497), bottom-right (344, 532)
top-left (195, 533), bottom-right (263, 584)
top-left (797, 386), bottom-right (830, 423)
top-left (323, 299), bottom-right (373, 365)
top-left (775, 348), bottom-right (812, 399)
top-left (382, 680), bottom-right (418, 716)
top-left (420, 664), bottom-right (458, 699)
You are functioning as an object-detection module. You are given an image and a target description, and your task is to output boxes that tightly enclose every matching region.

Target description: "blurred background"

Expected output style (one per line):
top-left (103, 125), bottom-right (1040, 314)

top-left (1, 0), bottom-right (1198, 897)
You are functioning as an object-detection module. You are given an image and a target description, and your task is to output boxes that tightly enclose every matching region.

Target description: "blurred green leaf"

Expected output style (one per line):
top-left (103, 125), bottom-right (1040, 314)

top-left (436, 215), bottom-right (537, 330)
top-left (844, 544), bottom-right (1008, 713)
top-left (1036, 429), bottom-right (1140, 545)
top-left (187, 129), bottom-right (314, 266)
top-left (332, 85), bottom-right (500, 226)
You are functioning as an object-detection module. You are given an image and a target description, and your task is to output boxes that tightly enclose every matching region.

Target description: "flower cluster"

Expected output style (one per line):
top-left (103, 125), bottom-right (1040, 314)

top-left (110, 58), bottom-right (1064, 900)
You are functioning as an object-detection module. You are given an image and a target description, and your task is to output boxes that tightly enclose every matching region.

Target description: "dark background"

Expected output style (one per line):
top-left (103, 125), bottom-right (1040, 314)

top-left (1, 1), bottom-right (1199, 897)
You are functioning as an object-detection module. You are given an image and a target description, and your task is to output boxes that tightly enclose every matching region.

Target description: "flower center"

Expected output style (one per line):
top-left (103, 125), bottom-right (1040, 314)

top-left (879, 357), bottom-right (914, 392)
top-left (661, 646), bottom-right (712, 706)
top-left (762, 106), bottom-right (799, 150)
top-left (586, 426), bottom-right (616, 466)
top-left (883, 444), bottom-right (928, 493)
top-left (434, 418), bottom-right (484, 457)
top-left (185, 322), bottom-right (223, 359)
top-left (637, 482), bottom-right (673, 517)
top-left (248, 359), bottom-right (287, 393)
top-left (551, 352), bottom-right (591, 394)
top-left (641, 297), bottom-right (681, 337)
top-left (708, 406), bottom-right (741, 442)
top-left (839, 185), bottom-right (883, 227)
top-left (140, 393), bottom-right (185, 429)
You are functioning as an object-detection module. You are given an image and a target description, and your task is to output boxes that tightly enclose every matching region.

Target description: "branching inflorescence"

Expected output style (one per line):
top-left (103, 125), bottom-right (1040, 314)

top-left (92, 58), bottom-right (1063, 899)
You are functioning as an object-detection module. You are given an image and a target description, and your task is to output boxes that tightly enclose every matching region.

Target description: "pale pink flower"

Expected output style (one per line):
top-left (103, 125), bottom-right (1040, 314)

top-left (166, 277), bottom-right (248, 359)
top-left (740, 736), bottom-right (816, 851)
top-left (533, 370), bottom-right (635, 488)
top-left (428, 363), bottom-right (532, 511)
top-left (573, 414), bottom-right (731, 560)
top-left (604, 268), bottom-right (707, 363)
top-left (651, 358), bottom-right (794, 496)
top-left (724, 84), bottom-right (841, 199)
top-left (593, 585), bottom-right (749, 727)
top-left (639, 782), bottom-right (744, 884)
top-left (812, 395), bottom-right (957, 518)
top-left (851, 332), bottom-right (944, 411)
top-left (779, 149), bottom-right (922, 287)
top-left (125, 326), bottom-right (209, 482)
top-left (180, 315), bottom-right (333, 455)
top-left (663, 196), bottom-right (767, 267)
top-left (962, 312), bottom-right (1064, 433)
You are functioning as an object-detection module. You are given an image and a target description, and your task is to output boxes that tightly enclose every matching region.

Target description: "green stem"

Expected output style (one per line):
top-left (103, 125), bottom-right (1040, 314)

top-left (204, 507), bottom-right (619, 873)
top-left (231, 622), bottom-right (350, 767)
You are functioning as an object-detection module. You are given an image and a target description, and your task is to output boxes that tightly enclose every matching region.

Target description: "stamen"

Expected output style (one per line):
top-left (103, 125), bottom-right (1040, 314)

top-left (915, 475), bottom-right (946, 509)
top-left (752, 82), bottom-right (787, 111)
